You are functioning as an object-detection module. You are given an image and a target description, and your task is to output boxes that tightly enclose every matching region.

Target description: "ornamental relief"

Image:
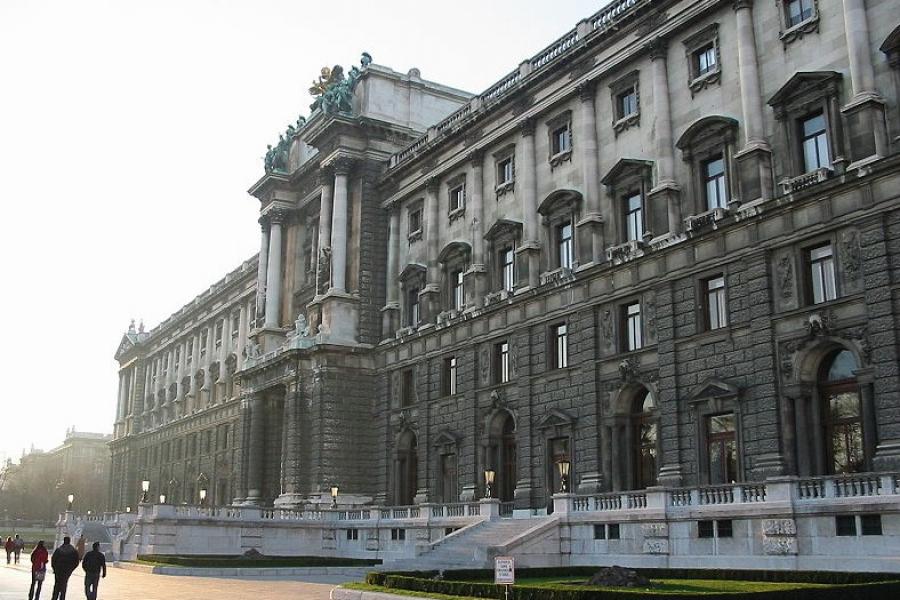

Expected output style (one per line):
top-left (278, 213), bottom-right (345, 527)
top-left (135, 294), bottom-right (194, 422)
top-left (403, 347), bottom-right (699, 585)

top-left (839, 228), bottom-right (863, 291)
top-left (778, 322), bottom-right (870, 383)
top-left (600, 308), bottom-right (615, 353)
top-left (775, 253), bottom-right (794, 301)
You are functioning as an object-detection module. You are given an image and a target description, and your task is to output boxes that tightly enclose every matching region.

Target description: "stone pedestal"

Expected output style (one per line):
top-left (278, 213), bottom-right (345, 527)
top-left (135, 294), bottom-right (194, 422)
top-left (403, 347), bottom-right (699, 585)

top-left (419, 286), bottom-right (441, 324)
top-left (464, 265), bottom-right (487, 310)
top-left (552, 493), bottom-right (574, 515)
top-left (576, 471), bottom-right (603, 495)
top-left (254, 328), bottom-right (287, 354)
top-left (733, 143), bottom-right (773, 204)
top-left (576, 214), bottom-right (605, 267)
top-left (515, 242), bottom-right (541, 290)
top-left (647, 183), bottom-right (681, 236)
top-left (313, 291), bottom-right (359, 345)
top-left (479, 498), bottom-right (501, 520)
top-left (381, 302), bottom-right (400, 339)
top-left (842, 95), bottom-right (889, 166)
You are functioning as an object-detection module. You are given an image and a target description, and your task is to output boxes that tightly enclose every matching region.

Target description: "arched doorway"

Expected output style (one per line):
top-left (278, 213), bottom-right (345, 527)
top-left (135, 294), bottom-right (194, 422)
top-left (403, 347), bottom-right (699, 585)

top-left (631, 387), bottom-right (658, 489)
top-left (819, 349), bottom-right (864, 473)
top-left (486, 412), bottom-right (517, 501)
top-left (396, 431), bottom-right (418, 505)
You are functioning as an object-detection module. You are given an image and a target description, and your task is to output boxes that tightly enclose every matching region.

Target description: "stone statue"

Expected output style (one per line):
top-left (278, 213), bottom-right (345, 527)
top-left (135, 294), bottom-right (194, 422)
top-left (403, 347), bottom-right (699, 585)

top-left (308, 54), bottom-right (371, 114)
top-left (244, 342), bottom-right (261, 360)
top-left (294, 314), bottom-right (310, 337)
top-left (360, 52), bottom-right (372, 68)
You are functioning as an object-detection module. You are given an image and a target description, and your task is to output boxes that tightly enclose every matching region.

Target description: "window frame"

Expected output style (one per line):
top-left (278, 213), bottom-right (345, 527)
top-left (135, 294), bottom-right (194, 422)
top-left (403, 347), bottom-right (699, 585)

top-left (776, 0), bottom-right (820, 45)
top-left (682, 24), bottom-right (721, 96)
top-left (546, 111), bottom-right (573, 168)
top-left (407, 201), bottom-right (424, 244)
top-left (703, 274), bottom-right (729, 331)
top-left (550, 323), bottom-right (569, 370)
top-left (400, 368), bottom-right (416, 408)
top-left (610, 71), bottom-right (641, 135)
top-left (622, 301), bottom-right (643, 352)
top-left (441, 356), bottom-right (458, 397)
top-left (446, 175), bottom-right (467, 221)
top-left (799, 111), bottom-right (832, 173)
top-left (556, 220), bottom-right (575, 270)
top-left (494, 340), bottom-right (511, 385)
top-left (806, 242), bottom-right (838, 305)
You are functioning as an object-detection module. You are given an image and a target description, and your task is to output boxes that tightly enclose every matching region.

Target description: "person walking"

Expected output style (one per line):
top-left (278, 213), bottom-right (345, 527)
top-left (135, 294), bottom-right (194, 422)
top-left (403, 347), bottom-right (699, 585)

top-left (4, 536), bottom-right (13, 564)
top-left (50, 537), bottom-right (79, 600)
top-left (29, 541), bottom-right (49, 600)
top-left (80, 543), bottom-right (106, 600)
top-left (14, 534), bottom-right (25, 564)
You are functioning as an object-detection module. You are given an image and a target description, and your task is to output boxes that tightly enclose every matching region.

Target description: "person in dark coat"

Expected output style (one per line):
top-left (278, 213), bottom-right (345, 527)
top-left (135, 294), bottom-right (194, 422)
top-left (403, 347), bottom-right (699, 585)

top-left (4, 536), bottom-right (13, 564)
top-left (50, 537), bottom-right (79, 600)
top-left (80, 542), bottom-right (106, 600)
top-left (29, 541), bottom-right (49, 600)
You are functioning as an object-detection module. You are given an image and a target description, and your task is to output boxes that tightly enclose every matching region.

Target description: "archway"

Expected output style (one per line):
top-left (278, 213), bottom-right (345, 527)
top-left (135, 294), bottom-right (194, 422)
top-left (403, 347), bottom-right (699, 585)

top-left (819, 349), bottom-right (864, 473)
top-left (630, 388), bottom-right (658, 489)
top-left (486, 411), bottom-right (517, 501)
top-left (395, 430), bottom-right (418, 505)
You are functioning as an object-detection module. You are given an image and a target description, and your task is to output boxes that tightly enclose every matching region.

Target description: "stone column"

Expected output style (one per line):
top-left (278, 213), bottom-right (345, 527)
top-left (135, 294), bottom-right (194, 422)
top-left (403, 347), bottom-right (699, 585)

top-left (647, 39), bottom-right (681, 236)
top-left (236, 303), bottom-right (247, 372)
top-left (263, 210), bottom-right (286, 328)
top-left (733, 0), bottom-right (774, 202)
top-left (576, 80), bottom-right (604, 265)
top-left (329, 160), bottom-right (352, 294)
top-left (233, 396), bottom-right (251, 504)
top-left (809, 385), bottom-right (826, 475)
top-left (793, 387), bottom-right (811, 476)
top-left (382, 207), bottom-right (401, 337)
top-left (316, 170), bottom-right (334, 294)
top-left (855, 368), bottom-right (878, 471)
top-left (841, 0), bottom-right (889, 160)
top-left (421, 177), bottom-right (442, 321)
top-left (610, 423), bottom-right (622, 491)
top-left (465, 150), bottom-right (487, 307)
top-left (601, 424), bottom-right (613, 491)
top-left (254, 218), bottom-right (269, 329)
top-left (517, 119), bottom-right (541, 288)
top-left (245, 393), bottom-right (265, 504)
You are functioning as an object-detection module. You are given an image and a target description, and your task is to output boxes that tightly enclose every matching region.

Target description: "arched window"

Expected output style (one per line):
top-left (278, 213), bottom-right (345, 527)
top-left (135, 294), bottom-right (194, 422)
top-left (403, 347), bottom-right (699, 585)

top-left (819, 350), bottom-right (864, 474)
top-left (632, 389), bottom-right (658, 489)
top-left (486, 412), bottom-right (517, 502)
top-left (396, 431), bottom-right (418, 505)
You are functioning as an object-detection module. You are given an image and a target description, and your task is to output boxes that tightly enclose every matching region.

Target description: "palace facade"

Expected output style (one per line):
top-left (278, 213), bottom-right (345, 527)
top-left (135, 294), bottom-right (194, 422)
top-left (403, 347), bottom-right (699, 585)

top-left (109, 0), bottom-right (900, 518)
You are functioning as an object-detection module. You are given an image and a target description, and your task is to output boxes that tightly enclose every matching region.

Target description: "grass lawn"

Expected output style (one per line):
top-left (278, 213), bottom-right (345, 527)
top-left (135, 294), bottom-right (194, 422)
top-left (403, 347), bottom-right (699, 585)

top-left (345, 582), bottom-right (483, 600)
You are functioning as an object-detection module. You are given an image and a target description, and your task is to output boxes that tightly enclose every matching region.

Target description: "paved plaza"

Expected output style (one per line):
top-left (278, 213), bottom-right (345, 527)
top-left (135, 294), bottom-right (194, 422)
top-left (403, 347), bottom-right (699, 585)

top-left (0, 563), bottom-right (342, 600)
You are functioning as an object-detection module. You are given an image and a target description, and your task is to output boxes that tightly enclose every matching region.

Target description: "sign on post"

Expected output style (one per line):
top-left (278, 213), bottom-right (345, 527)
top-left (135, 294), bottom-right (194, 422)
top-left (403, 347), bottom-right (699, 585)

top-left (494, 556), bottom-right (515, 585)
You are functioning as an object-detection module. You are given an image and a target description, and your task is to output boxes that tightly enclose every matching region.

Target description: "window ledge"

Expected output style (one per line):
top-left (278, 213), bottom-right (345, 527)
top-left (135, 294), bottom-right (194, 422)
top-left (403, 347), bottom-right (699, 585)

top-left (484, 289), bottom-right (513, 307)
top-left (448, 207), bottom-right (466, 223)
top-left (407, 229), bottom-right (423, 244)
top-left (540, 267), bottom-right (576, 287)
top-left (606, 239), bottom-right (647, 265)
top-left (688, 69), bottom-right (721, 96)
top-left (549, 149), bottom-right (572, 169)
top-left (780, 14), bottom-right (819, 46)
top-left (613, 112), bottom-right (640, 136)
top-left (495, 181), bottom-right (515, 197)
top-left (684, 207), bottom-right (729, 234)
top-left (780, 167), bottom-right (832, 194)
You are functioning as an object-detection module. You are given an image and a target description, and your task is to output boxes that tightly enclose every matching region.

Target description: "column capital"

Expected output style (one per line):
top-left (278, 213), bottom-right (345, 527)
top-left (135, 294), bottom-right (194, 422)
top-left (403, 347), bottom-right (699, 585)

top-left (577, 79), bottom-right (598, 101)
top-left (648, 37), bottom-right (669, 61)
top-left (732, 0), bottom-right (754, 11)
top-left (317, 166), bottom-right (334, 186)
top-left (258, 215), bottom-right (270, 230)
top-left (332, 157), bottom-right (355, 176)
top-left (518, 117), bottom-right (536, 137)
top-left (425, 176), bottom-right (441, 194)
top-left (468, 149), bottom-right (485, 168)
top-left (267, 208), bottom-right (290, 225)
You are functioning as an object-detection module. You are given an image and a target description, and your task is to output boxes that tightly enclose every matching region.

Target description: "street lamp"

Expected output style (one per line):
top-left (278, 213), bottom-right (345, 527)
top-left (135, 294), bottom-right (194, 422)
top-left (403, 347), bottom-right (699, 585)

top-left (159, 494), bottom-right (167, 504)
top-left (66, 493), bottom-right (74, 511)
top-left (140, 480), bottom-right (150, 504)
top-left (125, 506), bottom-right (131, 514)
top-left (556, 460), bottom-right (571, 494)
top-left (199, 488), bottom-right (208, 506)
top-left (330, 486), bottom-right (339, 508)
top-left (484, 469), bottom-right (496, 498)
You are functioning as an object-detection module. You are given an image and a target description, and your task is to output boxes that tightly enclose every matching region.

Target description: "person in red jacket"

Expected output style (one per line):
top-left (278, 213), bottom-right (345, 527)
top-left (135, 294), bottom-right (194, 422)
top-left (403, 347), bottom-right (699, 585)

top-left (4, 537), bottom-right (14, 564)
top-left (29, 541), bottom-right (49, 600)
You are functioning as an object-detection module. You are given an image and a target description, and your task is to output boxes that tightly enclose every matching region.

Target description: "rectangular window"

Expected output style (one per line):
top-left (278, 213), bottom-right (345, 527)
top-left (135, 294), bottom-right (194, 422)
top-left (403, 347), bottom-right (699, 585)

top-left (494, 341), bottom-right (510, 384)
top-left (215, 320), bottom-right (224, 347)
top-left (409, 207), bottom-right (422, 235)
top-left (200, 330), bottom-right (208, 357)
top-left (717, 520), bottom-right (733, 538)
top-left (801, 112), bottom-right (831, 172)
top-left (625, 193), bottom-right (644, 242)
top-left (698, 520), bottom-right (715, 538)
top-left (707, 413), bottom-right (738, 484)
top-left (174, 346), bottom-right (181, 368)
top-left (452, 270), bottom-right (465, 311)
top-left (703, 156), bottom-right (727, 210)
top-left (557, 221), bottom-right (574, 270)
top-left (449, 184), bottom-right (465, 213)
top-left (401, 369), bottom-right (415, 407)
top-left (442, 356), bottom-right (458, 396)
top-left (695, 43), bottom-right (717, 76)
top-left (346, 529), bottom-right (359, 541)
top-left (551, 324), bottom-right (568, 369)
top-left (593, 524), bottom-right (606, 540)
top-left (861, 515), bottom-right (883, 536)
top-left (624, 302), bottom-right (642, 352)
top-left (407, 287), bottom-right (420, 327)
top-left (835, 515), bottom-right (857, 536)
top-left (497, 157), bottom-right (514, 185)
top-left (551, 124), bottom-right (571, 155)
top-left (231, 311), bottom-right (240, 339)
top-left (501, 246), bottom-right (515, 292)
top-left (809, 244), bottom-right (837, 304)
top-left (607, 524), bottom-right (620, 540)
top-left (186, 339), bottom-right (193, 364)
top-left (390, 528), bottom-right (406, 541)
top-left (617, 87), bottom-right (638, 120)
top-left (788, 0), bottom-right (815, 27)
top-left (705, 275), bottom-right (728, 331)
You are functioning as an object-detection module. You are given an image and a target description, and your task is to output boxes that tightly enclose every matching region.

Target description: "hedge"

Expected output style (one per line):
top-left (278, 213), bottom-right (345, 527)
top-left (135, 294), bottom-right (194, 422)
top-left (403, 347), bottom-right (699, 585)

top-left (137, 554), bottom-right (380, 568)
top-left (365, 568), bottom-right (900, 600)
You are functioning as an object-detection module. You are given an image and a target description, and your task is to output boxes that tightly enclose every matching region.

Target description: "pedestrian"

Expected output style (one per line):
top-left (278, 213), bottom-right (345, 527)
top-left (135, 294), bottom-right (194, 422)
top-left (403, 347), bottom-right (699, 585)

top-left (75, 536), bottom-right (85, 560)
top-left (14, 534), bottom-right (25, 564)
top-left (4, 536), bottom-right (13, 564)
top-left (29, 540), bottom-right (48, 600)
top-left (80, 542), bottom-right (106, 600)
top-left (50, 536), bottom-right (79, 600)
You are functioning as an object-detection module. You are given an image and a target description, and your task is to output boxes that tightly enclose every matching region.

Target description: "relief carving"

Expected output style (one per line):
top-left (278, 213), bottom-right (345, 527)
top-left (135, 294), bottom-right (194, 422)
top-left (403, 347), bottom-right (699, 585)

top-left (762, 537), bottom-right (798, 555)
top-left (479, 345), bottom-right (490, 385)
top-left (763, 519), bottom-right (797, 536)
top-left (644, 293), bottom-right (657, 337)
top-left (600, 309), bottom-right (614, 350)
top-left (840, 229), bottom-right (862, 283)
top-left (776, 254), bottom-right (793, 299)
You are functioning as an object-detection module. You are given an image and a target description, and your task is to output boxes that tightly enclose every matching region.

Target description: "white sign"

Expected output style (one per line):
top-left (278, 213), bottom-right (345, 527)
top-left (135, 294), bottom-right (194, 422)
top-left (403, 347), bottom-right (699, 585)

top-left (494, 556), bottom-right (515, 585)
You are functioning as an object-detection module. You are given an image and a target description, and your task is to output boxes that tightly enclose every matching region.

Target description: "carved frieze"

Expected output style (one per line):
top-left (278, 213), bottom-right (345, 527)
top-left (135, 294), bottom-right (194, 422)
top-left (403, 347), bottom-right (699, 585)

top-left (600, 309), bottom-right (614, 351)
top-left (776, 254), bottom-right (794, 300)
top-left (840, 228), bottom-right (862, 286)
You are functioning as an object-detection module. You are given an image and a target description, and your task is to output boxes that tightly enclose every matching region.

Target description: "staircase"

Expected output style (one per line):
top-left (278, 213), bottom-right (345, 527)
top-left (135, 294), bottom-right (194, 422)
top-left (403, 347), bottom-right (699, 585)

top-left (385, 517), bottom-right (557, 570)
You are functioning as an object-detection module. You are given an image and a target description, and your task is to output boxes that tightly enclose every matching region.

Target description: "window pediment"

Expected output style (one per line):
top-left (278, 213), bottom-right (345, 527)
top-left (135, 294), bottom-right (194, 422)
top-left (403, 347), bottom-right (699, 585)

top-left (438, 241), bottom-right (472, 264)
top-left (767, 71), bottom-right (842, 117)
top-left (687, 377), bottom-right (741, 404)
top-left (537, 407), bottom-right (576, 430)
top-left (484, 219), bottom-right (523, 242)
top-left (538, 189), bottom-right (582, 217)
top-left (399, 263), bottom-right (426, 283)
top-left (601, 158), bottom-right (653, 187)
top-left (676, 116), bottom-right (739, 154)
top-left (432, 428), bottom-right (460, 448)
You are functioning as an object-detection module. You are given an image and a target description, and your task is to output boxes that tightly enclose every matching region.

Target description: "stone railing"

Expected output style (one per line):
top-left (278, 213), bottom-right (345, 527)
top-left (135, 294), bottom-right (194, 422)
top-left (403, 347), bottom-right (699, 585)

top-left (780, 167), bottom-right (833, 194)
top-left (795, 472), bottom-right (893, 500)
top-left (388, 0), bottom-right (648, 170)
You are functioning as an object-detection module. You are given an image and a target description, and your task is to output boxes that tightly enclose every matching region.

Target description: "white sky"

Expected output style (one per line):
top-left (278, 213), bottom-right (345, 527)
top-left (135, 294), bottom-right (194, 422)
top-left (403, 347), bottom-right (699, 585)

top-left (0, 0), bottom-right (604, 462)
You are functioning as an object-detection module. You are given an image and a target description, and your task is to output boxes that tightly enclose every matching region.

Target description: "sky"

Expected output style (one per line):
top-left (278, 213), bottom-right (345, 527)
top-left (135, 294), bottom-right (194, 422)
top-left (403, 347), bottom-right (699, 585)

top-left (0, 0), bottom-right (605, 462)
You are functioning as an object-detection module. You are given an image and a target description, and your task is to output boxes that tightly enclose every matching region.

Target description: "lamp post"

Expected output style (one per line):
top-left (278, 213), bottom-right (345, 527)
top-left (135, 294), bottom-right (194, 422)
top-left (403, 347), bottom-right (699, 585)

top-left (159, 494), bottom-right (167, 504)
top-left (557, 460), bottom-right (571, 493)
top-left (66, 493), bottom-right (74, 512)
top-left (330, 486), bottom-right (339, 508)
top-left (140, 480), bottom-right (150, 504)
top-left (199, 488), bottom-right (208, 507)
top-left (484, 469), bottom-right (496, 499)
top-left (125, 506), bottom-right (131, 514)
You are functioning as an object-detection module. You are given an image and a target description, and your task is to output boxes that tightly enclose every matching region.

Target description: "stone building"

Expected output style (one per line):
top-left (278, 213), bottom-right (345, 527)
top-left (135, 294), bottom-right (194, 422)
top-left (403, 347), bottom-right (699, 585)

top-left (109, 0), bottom-right (900, 519)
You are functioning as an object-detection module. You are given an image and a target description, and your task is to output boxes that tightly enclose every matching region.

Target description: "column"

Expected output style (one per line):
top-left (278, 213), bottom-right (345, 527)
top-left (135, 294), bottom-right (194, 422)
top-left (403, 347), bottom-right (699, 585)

top-left (610, 423), bottom-right (622, 491)
top-left (809, 386), bottom-right (826, 475)
top-left (280, 385), bottom-right (301, 500)
top-left (115, 373), bottom-right (126, 434)
top-left (316, 169), bottom-right (334, 294)
top-left (648, 39), bottom-right (681, 235)
top-left (842, 0), bottom-right (888, 158)
top-left (466, 150), bottom-right (487, 307)
top-left (254, 218), bottom-right (269, 329)
top-left (329, 160), bottom-right (351, 293)
top-left (382, 207), bottom-right (401, 337)
top-left (855, 369), bottom-right (878, 471)
top-left (236, 303), bottom-right (247, 372)
top-left (733, 0), bottom-right (774, 202)
top-left (517, 119), bottom-right (541, 288)
top-left (577, 80), bottom-right (604, 265)
top-left (601, 424), bottom-right (613, 491)
top-left (421, 177), bottom-right (442, 321)
top-left (264, 210), bottom-right (285, 328)
top-left (245, 394), bottom-right (265, 504)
